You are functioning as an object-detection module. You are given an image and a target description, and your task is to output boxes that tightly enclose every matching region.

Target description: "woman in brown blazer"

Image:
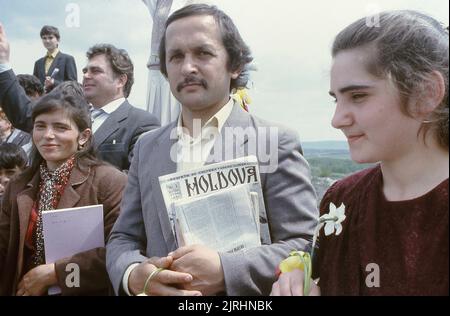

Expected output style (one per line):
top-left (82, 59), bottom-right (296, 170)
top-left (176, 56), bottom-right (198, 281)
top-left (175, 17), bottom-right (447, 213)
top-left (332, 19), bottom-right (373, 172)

top-left (0, 91), bottom-right (127, 295)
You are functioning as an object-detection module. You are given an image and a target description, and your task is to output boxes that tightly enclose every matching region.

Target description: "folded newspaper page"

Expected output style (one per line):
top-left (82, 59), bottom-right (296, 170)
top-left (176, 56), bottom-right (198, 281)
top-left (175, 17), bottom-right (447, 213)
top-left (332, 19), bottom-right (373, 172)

top-left (159, 156), bottom-right (265, 253)
top-left (174, 185), bottom-right (260, 253)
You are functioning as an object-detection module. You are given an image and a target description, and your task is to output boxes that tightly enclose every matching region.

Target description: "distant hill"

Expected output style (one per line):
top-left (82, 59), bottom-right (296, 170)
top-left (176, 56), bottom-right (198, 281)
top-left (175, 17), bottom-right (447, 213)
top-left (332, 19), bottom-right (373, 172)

top-left (302, 140), bottom-right (348, 150)
top-left (302, 141), bottom-right (349, 159)
top-left (300, 141), bottom-right (371, 203)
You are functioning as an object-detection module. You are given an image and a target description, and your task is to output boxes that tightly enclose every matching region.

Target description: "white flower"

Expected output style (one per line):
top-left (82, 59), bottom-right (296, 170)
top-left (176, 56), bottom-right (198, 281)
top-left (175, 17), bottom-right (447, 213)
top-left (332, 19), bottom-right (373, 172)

top-left (320, 202), bottom-right (346, 236)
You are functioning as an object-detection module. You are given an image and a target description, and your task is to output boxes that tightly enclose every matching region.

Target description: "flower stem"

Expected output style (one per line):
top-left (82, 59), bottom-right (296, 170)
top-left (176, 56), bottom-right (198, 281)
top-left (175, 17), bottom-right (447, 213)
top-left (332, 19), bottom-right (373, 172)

top-left (310, 223), bottom-right (323, 262)
top-left (310, 218), bottom-right (338, 264)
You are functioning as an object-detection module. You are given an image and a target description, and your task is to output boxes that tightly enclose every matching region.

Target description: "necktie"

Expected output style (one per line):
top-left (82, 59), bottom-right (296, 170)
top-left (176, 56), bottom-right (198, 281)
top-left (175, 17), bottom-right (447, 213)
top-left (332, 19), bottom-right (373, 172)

top-left (45, 55), bottom-right (54, 74)
top-left (90, 107), bottom-right (104, 123)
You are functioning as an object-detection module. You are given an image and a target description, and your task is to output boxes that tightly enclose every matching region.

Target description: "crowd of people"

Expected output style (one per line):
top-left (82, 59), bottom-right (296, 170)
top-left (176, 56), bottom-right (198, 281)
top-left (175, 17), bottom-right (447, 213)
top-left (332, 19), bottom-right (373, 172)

top-left (0, 4), bottom-right (448, 296)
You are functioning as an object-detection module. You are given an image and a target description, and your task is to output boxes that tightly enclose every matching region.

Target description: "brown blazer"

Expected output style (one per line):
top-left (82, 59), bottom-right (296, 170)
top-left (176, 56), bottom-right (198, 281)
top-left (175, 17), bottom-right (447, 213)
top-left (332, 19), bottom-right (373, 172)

top-left (0, 163), bottom-right (127, 296)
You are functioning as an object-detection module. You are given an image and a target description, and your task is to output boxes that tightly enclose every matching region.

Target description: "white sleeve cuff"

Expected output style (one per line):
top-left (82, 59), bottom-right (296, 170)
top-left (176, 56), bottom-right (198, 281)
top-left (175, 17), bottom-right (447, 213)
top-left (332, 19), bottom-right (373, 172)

top-left (0, 63), bottom-right (12, 73)
top-left (122, 263), bottom-right (140, 296)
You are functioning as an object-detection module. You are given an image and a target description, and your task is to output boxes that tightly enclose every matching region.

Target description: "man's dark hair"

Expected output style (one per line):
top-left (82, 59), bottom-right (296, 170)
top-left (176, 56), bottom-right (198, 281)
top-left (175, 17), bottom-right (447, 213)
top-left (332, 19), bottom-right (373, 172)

top-left (86, 44), bottom-right (134, 98)
top-left (17, 74), bottom-right (44, 97)
top-left (159, 4), bottom-right (253, 91)
top-left (0, 143), bottom-right (28, 170)
top-left (40, 25), bottom-right (60, 41)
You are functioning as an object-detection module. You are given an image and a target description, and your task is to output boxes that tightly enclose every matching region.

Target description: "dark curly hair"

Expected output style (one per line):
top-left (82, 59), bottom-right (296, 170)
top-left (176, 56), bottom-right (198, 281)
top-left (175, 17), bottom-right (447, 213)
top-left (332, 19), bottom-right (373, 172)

top-left (17, 74), bottom-right (44, 97)
top-left (86, 44), bottom-right (134, 98)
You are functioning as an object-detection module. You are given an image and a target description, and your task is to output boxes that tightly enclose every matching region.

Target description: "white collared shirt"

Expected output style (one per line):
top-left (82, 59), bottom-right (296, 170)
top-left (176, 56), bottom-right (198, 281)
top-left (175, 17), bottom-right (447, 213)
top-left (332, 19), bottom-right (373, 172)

top-left (176, 98), bottom-right (234, 172)
top-left (0, 63), bottom-right (12, 73)
top-left (91, 97), bottom-right (125, 133)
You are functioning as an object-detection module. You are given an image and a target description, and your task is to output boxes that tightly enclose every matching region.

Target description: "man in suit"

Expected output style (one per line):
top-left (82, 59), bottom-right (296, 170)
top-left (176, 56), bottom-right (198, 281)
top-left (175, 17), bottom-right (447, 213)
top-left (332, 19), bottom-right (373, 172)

top-left (106, 4), bottom-right (318, 296)
top-left (0, 23), bottom-right (160, 171)
top-left (33, 25), bottom-right (77, 92)
top-left (82, 43), bottom-right (160, 170)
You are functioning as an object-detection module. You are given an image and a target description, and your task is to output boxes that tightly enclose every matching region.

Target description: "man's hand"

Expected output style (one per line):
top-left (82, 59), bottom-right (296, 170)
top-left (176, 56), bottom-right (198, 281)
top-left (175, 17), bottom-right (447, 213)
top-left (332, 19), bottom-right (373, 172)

top-left (170, 245), bottom-right (225, 296)
top-left (44, 76), bottom-right (54, 90)
top-left (270, 269), bottom-right (321, 296)
top-left (16, 263), bottom-right (58, 296)
top-left (128, 256), bottom-right (201, 296)
top-left (0, 23), bottom-right (10, 64)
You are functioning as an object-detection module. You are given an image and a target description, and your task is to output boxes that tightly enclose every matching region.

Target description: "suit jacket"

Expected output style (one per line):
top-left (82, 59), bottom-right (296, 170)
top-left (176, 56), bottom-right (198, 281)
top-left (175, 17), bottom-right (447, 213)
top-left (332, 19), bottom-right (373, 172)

top-left (0, 163), bottom-right (128, 296)
top-left (33, 51), bottom-right (77, 87)
top-left (92, 100), bottom-right (160, 171)
top-left (0, 69), bottom-right (161, 171)
top-left (106, 103), bottom-right (319, 295)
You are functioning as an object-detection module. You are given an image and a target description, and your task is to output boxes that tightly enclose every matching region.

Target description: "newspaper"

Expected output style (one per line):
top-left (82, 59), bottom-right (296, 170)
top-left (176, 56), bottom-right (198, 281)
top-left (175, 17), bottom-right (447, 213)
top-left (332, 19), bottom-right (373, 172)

top-left (159, 156), bottom-right (265, 253)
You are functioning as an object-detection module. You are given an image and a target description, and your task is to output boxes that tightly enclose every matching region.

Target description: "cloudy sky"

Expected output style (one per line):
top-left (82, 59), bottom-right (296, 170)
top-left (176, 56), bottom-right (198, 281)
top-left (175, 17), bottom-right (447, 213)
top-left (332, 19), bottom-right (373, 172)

top-left (0, 0), bottom-right (448, 141)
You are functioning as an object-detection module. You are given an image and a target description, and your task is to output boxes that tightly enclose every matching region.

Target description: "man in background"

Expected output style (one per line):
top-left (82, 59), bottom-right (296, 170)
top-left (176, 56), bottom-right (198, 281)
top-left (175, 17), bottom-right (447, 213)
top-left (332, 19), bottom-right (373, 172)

top-left (33, 25), bottom-right (77, 92)
top-left (0, 23), bottom-right (160, 171)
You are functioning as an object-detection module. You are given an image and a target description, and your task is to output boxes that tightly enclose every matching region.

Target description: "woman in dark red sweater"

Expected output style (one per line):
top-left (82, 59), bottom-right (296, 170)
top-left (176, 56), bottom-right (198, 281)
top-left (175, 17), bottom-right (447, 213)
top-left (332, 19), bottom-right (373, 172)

top-left (272, 10), bottom-right (448, 296)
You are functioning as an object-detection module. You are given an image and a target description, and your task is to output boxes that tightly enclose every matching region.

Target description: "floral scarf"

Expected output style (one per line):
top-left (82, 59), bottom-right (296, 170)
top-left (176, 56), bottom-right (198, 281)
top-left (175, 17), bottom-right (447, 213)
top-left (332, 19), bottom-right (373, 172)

top-left (26, 156), bottom-right (76, 267)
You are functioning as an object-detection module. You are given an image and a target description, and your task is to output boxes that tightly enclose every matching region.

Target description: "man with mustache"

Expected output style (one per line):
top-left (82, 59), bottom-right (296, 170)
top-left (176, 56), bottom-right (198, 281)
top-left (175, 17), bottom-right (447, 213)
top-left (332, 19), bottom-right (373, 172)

top-left (106, 4), bottom-right (318, 296)
top-left (0, 25), bottom-right (160, 171)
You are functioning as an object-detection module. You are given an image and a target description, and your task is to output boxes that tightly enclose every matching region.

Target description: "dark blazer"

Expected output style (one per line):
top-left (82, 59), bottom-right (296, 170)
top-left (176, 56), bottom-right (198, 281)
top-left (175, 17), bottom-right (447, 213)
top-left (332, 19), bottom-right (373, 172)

top-left (0, 70), bottom-right (161, 171)
top-left (0, 163), bottom-right (128, 296)
top-left (33, 51), bottom-right (77, 87)
top-left (93, 101), bottom-right (160, 171)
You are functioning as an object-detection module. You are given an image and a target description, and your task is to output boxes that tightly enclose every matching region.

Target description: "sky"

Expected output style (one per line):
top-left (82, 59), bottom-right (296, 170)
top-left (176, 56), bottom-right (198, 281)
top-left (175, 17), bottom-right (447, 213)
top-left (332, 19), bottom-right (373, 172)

top-left (0, 0), bottom-right (448, 142)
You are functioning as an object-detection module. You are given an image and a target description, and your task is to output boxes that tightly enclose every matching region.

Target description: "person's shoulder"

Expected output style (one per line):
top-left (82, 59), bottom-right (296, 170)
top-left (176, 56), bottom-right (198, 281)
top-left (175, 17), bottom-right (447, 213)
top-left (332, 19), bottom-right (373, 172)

top-left (86, 164), bottom-right (127, 196)
top-left (322, 165), bottom-right (381, 207)
top-left (58, 51), bottom-right (75, 59)
top-left (138, 122), bottom-right (173, 145)
top-left (91, 164), bottom-right (127, 182)
top-left (34, 55), bottom-right (45, 63)
top-left (247, 112), bottom-right (299, 140)
top-left (0, 68), bottom-right (15, 80)
top-left (337, 165), bottom-right (380, 187)
top-left (124, 102), bottom-right (160, 123)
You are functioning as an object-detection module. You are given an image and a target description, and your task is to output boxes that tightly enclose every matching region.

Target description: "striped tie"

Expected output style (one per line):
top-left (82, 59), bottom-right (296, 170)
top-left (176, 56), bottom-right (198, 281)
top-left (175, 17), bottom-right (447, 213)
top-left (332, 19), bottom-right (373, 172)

top-left (90, 107), bottom-right (104, 123)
